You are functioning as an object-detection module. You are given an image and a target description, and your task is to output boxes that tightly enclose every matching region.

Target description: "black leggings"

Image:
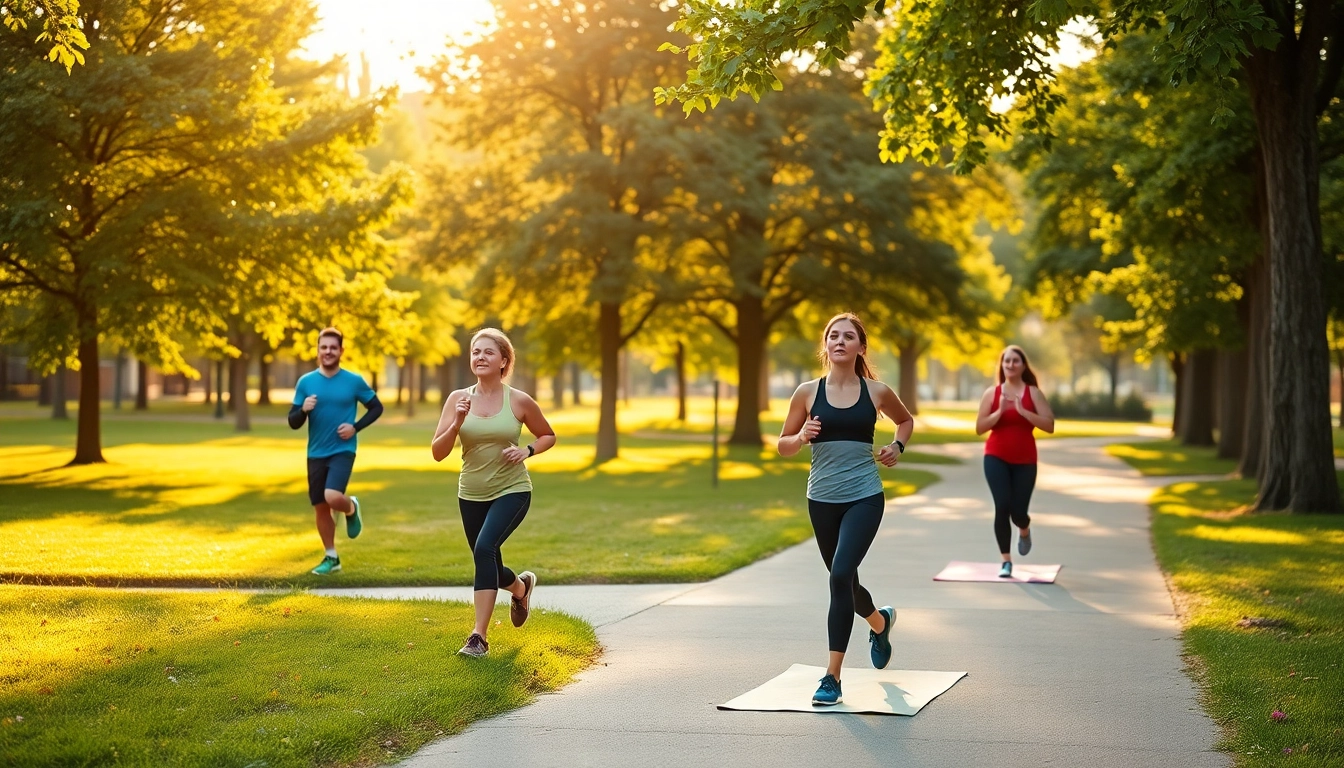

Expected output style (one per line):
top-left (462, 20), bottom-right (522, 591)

top-left (459, 491), bottom-right (530, 591)
top-left (984, 456), bottom-right (1037, 555)
top-left (809, 492), bottom-right (884, 653)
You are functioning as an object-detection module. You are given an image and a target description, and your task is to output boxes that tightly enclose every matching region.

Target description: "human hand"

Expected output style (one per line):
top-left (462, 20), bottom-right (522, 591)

top-left (876, 443), bottom-right (901, 467)
top-left (1002, 396), bottom-right (1018, 414)
top-left (501, 446), bottom-right (528, 464)
top-left (337, 423), bottom-right (355, 440)
top-left (302, 395), bottom-right (317, 413)
top-left (453, 396), bottom-right (472, 424)
top-left (798, 416), bottom-right (822, 444)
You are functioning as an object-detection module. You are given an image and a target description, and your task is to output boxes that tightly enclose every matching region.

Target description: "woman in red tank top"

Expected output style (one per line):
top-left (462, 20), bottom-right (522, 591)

top-left (974, 345), bottom-right (1056, 578)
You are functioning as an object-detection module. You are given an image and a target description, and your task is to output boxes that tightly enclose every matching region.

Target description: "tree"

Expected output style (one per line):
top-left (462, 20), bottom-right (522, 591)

top-left (0, 0), bottom-right (407, 459)
top-left (2, 0), bottom-right (87, 71)
top-left (664, 0), bottom-right (1341, 512)
top-left (421, 0), bottom-right (689, 460)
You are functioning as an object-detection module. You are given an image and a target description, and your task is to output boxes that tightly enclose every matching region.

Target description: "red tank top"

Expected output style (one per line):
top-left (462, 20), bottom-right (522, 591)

top-left (985, 384), bottom-right (1038, 464)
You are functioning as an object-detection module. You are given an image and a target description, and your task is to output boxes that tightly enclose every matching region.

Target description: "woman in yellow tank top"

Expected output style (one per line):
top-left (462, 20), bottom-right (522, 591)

top-left (431, 328), bottom-right (557, 657)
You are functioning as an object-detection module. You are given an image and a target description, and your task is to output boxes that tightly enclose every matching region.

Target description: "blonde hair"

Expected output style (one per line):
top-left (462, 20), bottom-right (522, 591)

top-left (470, 327), bottom-right (516, 379)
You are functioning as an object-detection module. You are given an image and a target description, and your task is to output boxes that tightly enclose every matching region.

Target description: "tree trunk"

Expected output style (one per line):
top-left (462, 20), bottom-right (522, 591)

top-left (258, 353), bottom-right (272, 406)
top-left (729, 295), bottom-right (765, 446)
top-left (675, 341), bottom-right (687, 422)
top-left (396, 363), bottom-right (405, 406)
top-left (404, 357), bottom-right (416, 418)
top-left (438, 361), bottom-right (455, 404)
top-left (38, 372), bottom-right (51, 407)
top-left (759, 347), bottom-right (770, 413)
top-left (552, 370), bottom-right (565, 411)
top-left (596, 302), bottom-right (621, 461)
top-left (1337, 348), bottom-right (1344, 430)
top-left (203, 360), bottom-right (212, 406)
top-left (52, 363), bottom-right (69, 420)
top-left (570, 361), bottom-right (582, 406)
top-left (1216, 345), bottom-right (1249, 460)
top-left (214, 360), bottom-right (225, 419)
top-left (418, 363), bottom-right (429, 403)
top-left (71, 330), bottom-right (104, 464)
top-left (135, 360), bottom-right (148, 410)
top-left (112, 351), bottom-right (125, 409)
top-left (1176, 349), bottom-right (1216, 446)
top-left (233, 336), bottom-right (251, 432)
top-left (619, 349), bottom-right (630, 405)
top-left (1169, 352), bottom-right (1186, 439)
top-left (898, 343), bottom-right (920, 415)
top-left (1107, 353), bottom-right (1120, 410)
top-left (226, 357), bottom-right (239, 413)
top-left (1247, 41), bottom-right (1340, 512)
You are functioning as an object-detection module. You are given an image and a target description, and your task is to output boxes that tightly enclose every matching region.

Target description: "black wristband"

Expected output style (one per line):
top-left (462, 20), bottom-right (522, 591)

top-left (894, 440), bottom-right (905, 454)
top-left (526, 444), bottom-right (535, 457)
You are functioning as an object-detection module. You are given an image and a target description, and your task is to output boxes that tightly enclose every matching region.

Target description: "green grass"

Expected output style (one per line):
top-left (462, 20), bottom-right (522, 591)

top-left (0, 585), bottom-right (597, 767)
top-left (0, 410), bottom-right (938, 586)
top-left (1151, 478), bottom-right (1344, 765)
top-left (1107, 439), bottom-right (1238, 477)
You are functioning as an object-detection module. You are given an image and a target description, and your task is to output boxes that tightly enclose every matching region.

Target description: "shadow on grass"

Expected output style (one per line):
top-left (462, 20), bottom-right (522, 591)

top-left (0, 586), bottom-right (597, 768)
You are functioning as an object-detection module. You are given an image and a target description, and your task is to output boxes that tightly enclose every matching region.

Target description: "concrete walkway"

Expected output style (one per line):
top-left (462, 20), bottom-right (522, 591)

top-left (326, 436), bottom-right (1226, 768)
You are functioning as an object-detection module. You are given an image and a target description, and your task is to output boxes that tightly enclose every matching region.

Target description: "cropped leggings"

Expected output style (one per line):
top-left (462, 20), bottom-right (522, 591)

top-left (459, 491), bottom-right (530, 591)
top-left (983, 456), bottom-right (1037, 555)
top-left (809, 492), bottom-right (884, 653)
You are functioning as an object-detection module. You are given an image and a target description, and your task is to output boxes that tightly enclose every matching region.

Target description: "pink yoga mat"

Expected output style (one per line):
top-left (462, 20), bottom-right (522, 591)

top-left (933, 561), bottom-right (1061, 583)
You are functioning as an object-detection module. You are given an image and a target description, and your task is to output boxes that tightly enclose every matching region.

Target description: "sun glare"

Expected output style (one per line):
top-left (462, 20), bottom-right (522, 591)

top-left (303, 0), bottom-right (495, 94)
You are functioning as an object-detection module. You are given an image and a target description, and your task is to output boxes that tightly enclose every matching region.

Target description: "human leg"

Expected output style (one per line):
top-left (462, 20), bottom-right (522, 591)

top-left (462, 493), bottom-right (531, 639)
top-left (984, 455), bottom-right (1014, 559)
top-left (810, 493), bottom-right (884, 676)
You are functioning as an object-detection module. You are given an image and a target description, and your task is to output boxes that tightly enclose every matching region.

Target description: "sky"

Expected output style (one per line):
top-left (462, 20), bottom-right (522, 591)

top-left (303, 0), bottom-right (495, 94)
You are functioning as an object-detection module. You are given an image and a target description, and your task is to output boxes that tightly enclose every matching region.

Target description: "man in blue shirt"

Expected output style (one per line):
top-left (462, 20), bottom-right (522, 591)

top-left (289, 328), bottom-right (384, 575)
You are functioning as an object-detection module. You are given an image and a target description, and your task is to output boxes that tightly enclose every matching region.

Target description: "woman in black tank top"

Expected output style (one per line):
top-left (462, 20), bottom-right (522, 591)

top-left (779, 312), bottom-right (915, 706)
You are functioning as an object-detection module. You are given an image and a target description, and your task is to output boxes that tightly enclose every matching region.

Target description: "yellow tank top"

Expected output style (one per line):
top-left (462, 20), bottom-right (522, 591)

top-left (457, 384), bottom-right (532, 501)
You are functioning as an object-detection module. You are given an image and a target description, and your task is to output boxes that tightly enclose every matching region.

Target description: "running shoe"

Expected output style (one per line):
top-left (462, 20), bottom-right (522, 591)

top-left (311, 555), bottom-right (341, 575)
top-left (511, 571), bottom-right (536, 628)
top-left (346, 496), bottom-right (363, 539)
top-left (998, 561), bottom-right (1013, 578)
top-left (869, 606), bottom-right (896, 669)
top-left (458, 633), bottom-right (489, 658)
top-left (812, 674), bottom-right (843, 706)
top-left (1018, 530), bottom-right (1031, 556)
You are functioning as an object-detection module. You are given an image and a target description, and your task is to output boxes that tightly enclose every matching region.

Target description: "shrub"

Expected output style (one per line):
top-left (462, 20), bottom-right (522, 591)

top-left (1050, 391), bottom-right (1153, 422)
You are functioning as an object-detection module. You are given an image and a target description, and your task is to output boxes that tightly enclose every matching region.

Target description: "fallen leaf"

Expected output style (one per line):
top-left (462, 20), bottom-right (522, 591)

top-left (1272, 709), bottom-right (1287, 722)
top-left (1237, 616), bottom-right (1287, 629)
top-left (233, 641), bottom-right (241, 646)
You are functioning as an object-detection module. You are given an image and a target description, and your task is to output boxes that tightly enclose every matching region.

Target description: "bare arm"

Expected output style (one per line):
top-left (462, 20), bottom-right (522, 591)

top-left (777, 381), bottom-right (820, 457)
top-left (1020, 386), bottom-right (1056, 434)
top-left (502, 391), bottom-right (557, 464)
top-left (872, 382), bottom-right (914, 467)
top-left (974, 387), bottom-right (1003, 435)
top-left (431, 390), bottom-right (470, 462)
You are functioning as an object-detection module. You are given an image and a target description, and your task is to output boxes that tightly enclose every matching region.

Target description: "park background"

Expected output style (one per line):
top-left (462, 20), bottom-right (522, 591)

top-left (2, 0), bottom-right (1342, 766)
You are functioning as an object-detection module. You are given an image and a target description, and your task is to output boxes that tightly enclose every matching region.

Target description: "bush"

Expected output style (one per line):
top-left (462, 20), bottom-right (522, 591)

top-left (1050, 391), bottom-right (1153, 422)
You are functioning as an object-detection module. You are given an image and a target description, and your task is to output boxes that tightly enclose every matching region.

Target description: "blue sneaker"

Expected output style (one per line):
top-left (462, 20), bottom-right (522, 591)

top-left (812, 674), bottom-right (842, 706)
top-left (869, 606), bottom-right (895, 669)
top-left (998, 561), bottom-right (1012, 578)
top-left (311, 555), bottom-right (341, 575)
top-left (345, 497), bottom-right (362, 539)
top-left (1018, 530), bottom-right (1031, 556)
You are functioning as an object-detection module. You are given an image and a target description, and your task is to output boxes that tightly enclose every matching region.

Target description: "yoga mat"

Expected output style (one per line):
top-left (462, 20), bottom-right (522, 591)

top-left (933, 561), bottom-right (1061, 583)
top-left (718, 664), bottom-right (966, 716)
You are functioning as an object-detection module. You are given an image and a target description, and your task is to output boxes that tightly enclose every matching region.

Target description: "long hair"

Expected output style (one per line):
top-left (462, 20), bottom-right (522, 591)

top-left (996, 344), bottom-right (1039, 387)
top-left (818, 313), bottom-right (877, 379)
top-left (471, 327), bottom-right (516, 379)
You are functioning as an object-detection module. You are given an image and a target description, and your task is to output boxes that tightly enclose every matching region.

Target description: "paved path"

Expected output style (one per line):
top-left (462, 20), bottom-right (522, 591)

top-left (326, 437), bottom-right (1225, 768)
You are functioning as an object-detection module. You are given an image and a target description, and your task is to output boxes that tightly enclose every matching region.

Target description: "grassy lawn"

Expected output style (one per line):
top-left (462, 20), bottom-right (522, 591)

top-left (1107, 439), bottom-right (1238, 477)
top-left (1, 406), bottom-right (938, 586)
top-left (0, 585), bottom-right (597, 767)
top-left (1151, 478), bottom-right (1344, 766)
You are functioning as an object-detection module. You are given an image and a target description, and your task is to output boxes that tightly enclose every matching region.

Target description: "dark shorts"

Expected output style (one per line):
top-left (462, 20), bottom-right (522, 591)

top-left (307, 452), bottom-right (356, 506)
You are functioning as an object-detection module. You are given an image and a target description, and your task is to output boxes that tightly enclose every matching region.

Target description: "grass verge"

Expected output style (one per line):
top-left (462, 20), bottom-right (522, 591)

top-left (1, 418), bottom-right (937, 586)
top-left (1151, 478), bottom-right (1344, 765)
top-left (0, 585), bottom-right (597, 767)
top-left (1108, 438), bottom-right (1237, 477)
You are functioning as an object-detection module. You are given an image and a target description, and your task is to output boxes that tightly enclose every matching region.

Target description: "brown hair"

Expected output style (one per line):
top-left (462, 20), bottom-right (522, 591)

top-left (818, 313), bottom-right (877, 379)
top-left (318, 327), bottom-right (343, 346)
top-left (471, 327), bottom-right (516, 379)
top-left (996, 344), bottom-right (1039, 387)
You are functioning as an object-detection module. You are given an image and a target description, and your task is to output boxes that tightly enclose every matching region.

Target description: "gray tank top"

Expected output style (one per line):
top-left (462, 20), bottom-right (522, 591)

top-left (807, 377), bottom-right (884, 503)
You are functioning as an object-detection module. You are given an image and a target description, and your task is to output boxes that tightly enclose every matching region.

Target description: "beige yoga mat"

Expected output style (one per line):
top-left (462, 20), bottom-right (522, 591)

top-left (718, 664), bottom-right (967, 716)
top-left (933, 561), bottom-right (1061, 583)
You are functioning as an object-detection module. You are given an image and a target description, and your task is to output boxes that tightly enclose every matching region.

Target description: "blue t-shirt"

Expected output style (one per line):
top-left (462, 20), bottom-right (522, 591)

top-left (293, 369), bottom-right (376, 458)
